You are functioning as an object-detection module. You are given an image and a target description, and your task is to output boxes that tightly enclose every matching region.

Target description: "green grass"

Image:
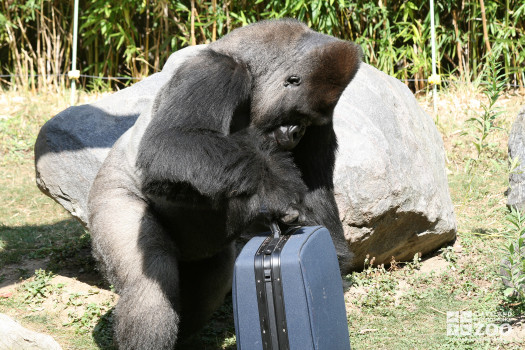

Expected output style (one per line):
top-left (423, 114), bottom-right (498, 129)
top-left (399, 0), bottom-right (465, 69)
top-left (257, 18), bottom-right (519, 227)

top-left (346, 243), bottom-right (512, 349)
top-left (0, 86), bottom-right (524, 349)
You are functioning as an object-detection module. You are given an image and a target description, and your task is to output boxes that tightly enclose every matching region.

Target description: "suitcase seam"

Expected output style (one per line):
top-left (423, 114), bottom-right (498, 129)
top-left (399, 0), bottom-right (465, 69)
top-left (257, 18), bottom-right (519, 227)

top-left (296, 226), bottom-right (323, 349)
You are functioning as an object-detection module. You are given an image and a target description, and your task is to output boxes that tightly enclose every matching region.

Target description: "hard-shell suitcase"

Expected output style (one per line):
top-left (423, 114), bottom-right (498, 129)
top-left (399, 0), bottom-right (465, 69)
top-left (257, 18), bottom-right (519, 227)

top-left (232, 224), bottom-right (351, 350)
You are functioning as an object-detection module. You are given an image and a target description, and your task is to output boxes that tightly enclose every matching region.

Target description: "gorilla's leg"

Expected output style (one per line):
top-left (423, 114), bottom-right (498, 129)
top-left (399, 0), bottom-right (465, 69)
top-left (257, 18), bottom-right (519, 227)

top-left (89, 185), bottom-right (181, 350)
top-left (115, 270), bottom-right (179, 350)
top-left (177, 243), bottom-right (236, 338)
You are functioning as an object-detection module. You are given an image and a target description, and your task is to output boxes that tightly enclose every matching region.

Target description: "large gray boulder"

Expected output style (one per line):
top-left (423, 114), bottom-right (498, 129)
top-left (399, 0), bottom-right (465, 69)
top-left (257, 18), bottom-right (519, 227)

top-left (507, 106), bottom-right (525, 210)
top-left (0, 313), bottom-right (62, 350)
top-left (333, 64), bottom-right (456, 268)
top-left (35, 46), bottom-right (456, 270)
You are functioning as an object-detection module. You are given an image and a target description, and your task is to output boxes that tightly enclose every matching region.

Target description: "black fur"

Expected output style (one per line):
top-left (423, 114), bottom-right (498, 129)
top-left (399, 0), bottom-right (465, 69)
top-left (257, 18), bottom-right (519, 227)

top-left (88, 19), bottom-right (361, 349)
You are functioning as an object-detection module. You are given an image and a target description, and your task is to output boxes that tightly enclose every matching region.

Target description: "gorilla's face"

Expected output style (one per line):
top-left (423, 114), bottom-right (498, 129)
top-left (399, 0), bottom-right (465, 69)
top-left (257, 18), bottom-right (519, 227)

top-left (210, 19), bottom-right (361, 150)
top-left (255, 38), bottom-right (359, 128)
top-left (259, 37), bottom-right (361, 150)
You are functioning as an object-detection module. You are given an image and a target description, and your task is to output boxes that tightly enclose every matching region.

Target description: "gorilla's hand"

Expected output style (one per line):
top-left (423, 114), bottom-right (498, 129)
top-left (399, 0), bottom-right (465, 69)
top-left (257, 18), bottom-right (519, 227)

top-left (280, 207), bottom-right (300, 224)
top-left (219, 129), bottom-right (310, 235)
top-left (257, 144), bottom-right (309, 225)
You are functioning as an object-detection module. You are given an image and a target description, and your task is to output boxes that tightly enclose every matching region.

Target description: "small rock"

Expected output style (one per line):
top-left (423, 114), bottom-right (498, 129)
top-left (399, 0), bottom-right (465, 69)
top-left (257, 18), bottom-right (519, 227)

top-left (0, 313), bottom-right (62, 350)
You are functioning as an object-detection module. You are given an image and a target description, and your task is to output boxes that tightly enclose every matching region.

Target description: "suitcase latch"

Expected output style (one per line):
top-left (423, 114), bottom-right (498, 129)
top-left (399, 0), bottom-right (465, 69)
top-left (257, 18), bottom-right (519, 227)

top-left (264, 268), bottom-right (272, 282)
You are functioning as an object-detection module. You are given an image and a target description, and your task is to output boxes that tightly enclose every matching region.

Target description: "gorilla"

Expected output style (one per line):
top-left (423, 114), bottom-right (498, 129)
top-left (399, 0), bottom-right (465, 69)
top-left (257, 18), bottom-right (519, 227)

top-left (87, 19), bottom-right (361, 349)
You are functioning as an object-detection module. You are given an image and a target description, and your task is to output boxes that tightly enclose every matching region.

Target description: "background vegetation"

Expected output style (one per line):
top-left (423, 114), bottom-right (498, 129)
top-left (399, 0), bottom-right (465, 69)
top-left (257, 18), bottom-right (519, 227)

top-left (1, 0), bottom-right (524, 91)
top-left (1, 1), bottom-right (525, 348)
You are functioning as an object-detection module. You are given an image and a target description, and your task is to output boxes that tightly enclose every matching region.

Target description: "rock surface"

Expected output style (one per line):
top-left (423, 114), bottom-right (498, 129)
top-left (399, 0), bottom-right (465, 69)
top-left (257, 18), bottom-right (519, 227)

top-left (35, 46), bottom-right (456, 270)
top-left (503, 105), bottom-right (525, 293)
top-left (333, 63), bottom-right (456, 268)
top-left (0, 313), bottom-right (62, 350)
top-left (35, 49), bottom-right (197, 224)
top-left (507, 106), bottom-right (525, 210)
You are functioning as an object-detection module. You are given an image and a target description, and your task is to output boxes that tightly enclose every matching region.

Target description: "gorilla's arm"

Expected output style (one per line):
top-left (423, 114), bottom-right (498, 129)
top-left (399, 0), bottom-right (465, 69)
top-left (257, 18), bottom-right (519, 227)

top-left (138, 127), bottom-right (306, 202)
top-left (292, 123), bottom-right (352, 273)
top-left (136, 49), bottom-right (307, 221)
top-left (292, 123), bottom-right (340, 229)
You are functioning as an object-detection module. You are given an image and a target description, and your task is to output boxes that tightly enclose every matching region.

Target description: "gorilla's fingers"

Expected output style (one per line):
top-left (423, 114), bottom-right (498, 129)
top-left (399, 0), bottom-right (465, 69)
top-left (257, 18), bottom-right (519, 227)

top-left (280, 207), bottom-right (300, 224)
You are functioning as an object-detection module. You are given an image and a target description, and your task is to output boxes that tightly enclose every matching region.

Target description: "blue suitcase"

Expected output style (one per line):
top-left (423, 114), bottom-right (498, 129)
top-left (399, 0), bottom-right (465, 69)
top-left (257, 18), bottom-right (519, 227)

top-left (233, 223), bottom-right (351, 350)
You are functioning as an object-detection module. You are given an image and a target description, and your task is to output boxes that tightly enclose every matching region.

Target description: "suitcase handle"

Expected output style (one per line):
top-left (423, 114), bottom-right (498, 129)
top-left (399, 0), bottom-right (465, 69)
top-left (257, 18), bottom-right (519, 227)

top-left (269, 221), bottom-right (281, 238)
top-left (260, 204), bottom-right (281, 238)
top-left (260, 204), bottom-right (297, 238)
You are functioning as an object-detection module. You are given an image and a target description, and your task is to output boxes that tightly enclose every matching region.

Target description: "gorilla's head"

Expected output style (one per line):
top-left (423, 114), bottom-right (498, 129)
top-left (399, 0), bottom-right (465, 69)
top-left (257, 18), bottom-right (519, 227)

top-left (210, 19), bottom-right (362, 149)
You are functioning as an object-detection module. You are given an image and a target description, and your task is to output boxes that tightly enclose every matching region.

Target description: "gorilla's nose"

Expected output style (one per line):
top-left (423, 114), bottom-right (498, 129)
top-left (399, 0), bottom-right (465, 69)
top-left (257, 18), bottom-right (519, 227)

top-left (274, 124), bottom-right (306, 150)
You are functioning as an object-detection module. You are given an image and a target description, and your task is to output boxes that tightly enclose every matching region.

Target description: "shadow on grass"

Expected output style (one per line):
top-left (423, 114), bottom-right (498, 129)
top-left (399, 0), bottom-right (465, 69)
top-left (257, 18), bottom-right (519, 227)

top-left (0, 218), bottom-right (107, 287)
top-left (93, 307), bottom-right (116, 350)
top-left (470, 227), bottom-right (501, 236)
top-left (178, 295), bottom-right (236, 350)
top-left (92, 291), bottom-right (236, 350)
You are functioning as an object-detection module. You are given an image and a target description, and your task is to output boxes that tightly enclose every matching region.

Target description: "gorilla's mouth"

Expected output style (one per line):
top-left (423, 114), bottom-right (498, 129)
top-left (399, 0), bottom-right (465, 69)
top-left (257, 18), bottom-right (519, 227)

top-left (271, 124), bottom-right (306, 150)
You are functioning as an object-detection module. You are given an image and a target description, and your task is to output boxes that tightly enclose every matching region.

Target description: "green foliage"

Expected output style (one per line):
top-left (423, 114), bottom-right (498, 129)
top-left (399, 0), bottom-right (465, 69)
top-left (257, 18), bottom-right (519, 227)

top-left (21, 269), bottom-right (55, 303)
top-left (406, 252), bottom-right (423, 271)
top-left (346, 263), bottom-right (399, 309)
top-left (504, 207), bottom-right (525, 239)
top-left (66, 302), bottom-right (106, 333)
top-left (439, 246), bottom-right (458, 265)
top-left (467, 60), bottom-right (506, 159)
top-left (1, 0), bottom-right (524, 91)
top-left (501, 208), bottom-right (525, 307)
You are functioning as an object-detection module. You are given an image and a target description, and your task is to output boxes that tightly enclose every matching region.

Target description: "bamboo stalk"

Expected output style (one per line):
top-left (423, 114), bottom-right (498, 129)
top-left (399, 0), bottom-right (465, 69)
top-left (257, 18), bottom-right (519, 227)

top-left (16, 17), bottom-right (38, 66)
top-left (29, 53), bottom-right (35, 93)
top-left (145, 0), bottom-right (150, 76)
top-left (42, 7), bottom-right (52, 90)
top-left (413, 43), bottom-right (420, 91)
top-left (470, 1), bottom-right (477, 80)
top-left (5, 17), bottom-right (24, 88)
top-left (70, 0), bottom-right (79, 105)
top-left (479, 0), bottom-right (491, 54)
top-left (22, 49), bottom-right (29, 92)
top-left (190, 0), bottom-right (196, 46)
top-left (193, 3), bottom-right (208, 42)
top-left (163, 3), bottom-right (170, 59)
top-left (403, 57), bottom-right (408, 85)
top-left (452, 9), bottom-right (464, 78)
top-left (36, 0), bottom-right (42, 90)
top-left (212, 0), bottom-right (217, 41)
top-left (51, 3), bottom-right (60, 91)
top-left (155, 27), bottom-right (161, 71)
top-left (443, 52), bottom-right (458, 69)
top-left (225, 1), bottom-right (231, 33)
top-left (430, 0), bottom-right (438, 116)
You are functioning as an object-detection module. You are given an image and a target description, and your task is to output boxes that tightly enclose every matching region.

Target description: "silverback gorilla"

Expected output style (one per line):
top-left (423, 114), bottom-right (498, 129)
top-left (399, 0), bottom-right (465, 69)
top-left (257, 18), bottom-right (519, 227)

top-left (88, 19), bottom-right (361, 349)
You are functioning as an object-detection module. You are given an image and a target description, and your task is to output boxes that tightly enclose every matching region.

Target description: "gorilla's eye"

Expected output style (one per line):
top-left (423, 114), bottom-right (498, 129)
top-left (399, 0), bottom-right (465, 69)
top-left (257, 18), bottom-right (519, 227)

top-left (284, 76), bottom-right (301, 87)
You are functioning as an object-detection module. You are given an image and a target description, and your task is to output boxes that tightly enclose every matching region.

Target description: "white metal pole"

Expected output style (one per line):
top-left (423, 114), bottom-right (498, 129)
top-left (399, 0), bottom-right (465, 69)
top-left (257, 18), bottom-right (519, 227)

top-left (70, 0), bottom-right (79, 105)
top-left (430, 0), bottom-right (438, 118)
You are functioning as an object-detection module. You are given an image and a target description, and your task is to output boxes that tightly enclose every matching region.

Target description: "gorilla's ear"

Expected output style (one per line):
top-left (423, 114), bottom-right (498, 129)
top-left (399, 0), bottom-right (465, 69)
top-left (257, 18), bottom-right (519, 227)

top-left (154, 49), bottom-right (252, 134)
top-left (306, 41), bottom-right (362, 112)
